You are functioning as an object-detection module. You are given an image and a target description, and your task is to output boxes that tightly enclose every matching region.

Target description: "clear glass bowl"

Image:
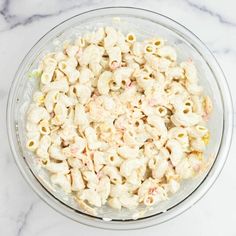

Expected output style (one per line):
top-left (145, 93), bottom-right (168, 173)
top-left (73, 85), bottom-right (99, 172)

top-left (7, 7), bottom-right (233, 230)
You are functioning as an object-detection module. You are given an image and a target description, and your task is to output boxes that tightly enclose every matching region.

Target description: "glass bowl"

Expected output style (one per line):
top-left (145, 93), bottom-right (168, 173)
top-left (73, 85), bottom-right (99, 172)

top-left (7, 7), bottom-right (233, 230)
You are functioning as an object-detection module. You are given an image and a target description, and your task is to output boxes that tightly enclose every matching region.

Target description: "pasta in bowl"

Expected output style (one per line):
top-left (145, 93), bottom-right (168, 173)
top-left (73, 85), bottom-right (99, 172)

top-left (7, 7), bottom-right (233, 230)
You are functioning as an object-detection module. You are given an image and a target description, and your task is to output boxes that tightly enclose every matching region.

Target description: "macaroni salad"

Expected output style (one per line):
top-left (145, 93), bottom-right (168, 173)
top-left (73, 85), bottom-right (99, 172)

top-left (26, 26), bottom-right (212, 213)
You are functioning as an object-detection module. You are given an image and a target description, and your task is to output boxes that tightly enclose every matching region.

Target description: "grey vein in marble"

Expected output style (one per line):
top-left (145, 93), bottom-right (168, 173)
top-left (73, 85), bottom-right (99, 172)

top-left (17, 202), bottom-right (35, 236)
top-left (212, 48), bottom-right (236, 56)
top-left (185, 0), bottom-right (236, 27)
top-left (1, 0), bottom-right (236, 33)
top-left (0, 0), bottom-right (100, 32)
top-left (0, 0), bottom-right (65, 32)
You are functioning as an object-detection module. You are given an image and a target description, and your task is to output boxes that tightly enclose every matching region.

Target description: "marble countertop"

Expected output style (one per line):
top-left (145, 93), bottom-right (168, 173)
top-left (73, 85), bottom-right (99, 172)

top-left (0, 0), bottom-right (236, 235)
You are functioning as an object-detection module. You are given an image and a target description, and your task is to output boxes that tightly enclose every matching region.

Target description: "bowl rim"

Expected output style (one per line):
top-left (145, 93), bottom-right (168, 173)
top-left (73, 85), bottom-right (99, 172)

top-left (6, 6), bottom-right (234, 230)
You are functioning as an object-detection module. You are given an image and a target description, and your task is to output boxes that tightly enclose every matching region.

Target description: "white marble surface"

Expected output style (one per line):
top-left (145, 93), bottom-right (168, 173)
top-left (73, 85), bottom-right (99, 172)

top-left (0, 0), bottom-right (236, 235)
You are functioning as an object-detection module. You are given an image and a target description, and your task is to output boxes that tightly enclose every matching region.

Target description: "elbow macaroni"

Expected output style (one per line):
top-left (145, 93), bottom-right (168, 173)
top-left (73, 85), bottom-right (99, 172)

top-left (26, 26), bottom-right (212, 212)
